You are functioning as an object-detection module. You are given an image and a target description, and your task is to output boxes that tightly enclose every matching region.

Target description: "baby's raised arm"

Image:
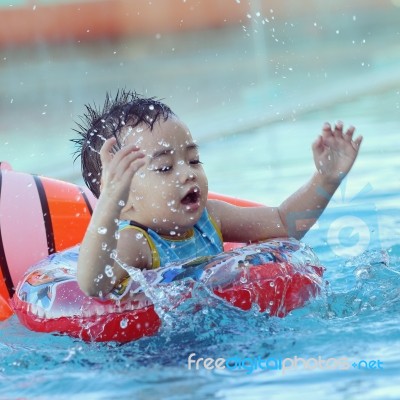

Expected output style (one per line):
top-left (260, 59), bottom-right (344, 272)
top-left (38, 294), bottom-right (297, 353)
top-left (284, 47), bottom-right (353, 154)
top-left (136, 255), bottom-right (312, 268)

top-left (208, 122), bottom-right (362, 243)
top-left (77, 138), bottom-right (149, 297)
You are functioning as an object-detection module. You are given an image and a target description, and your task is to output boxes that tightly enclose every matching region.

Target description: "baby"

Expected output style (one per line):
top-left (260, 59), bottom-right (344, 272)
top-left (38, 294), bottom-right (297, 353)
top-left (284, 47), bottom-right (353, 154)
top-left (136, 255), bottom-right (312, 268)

top-left (72, 90), bottom-right (362, 297)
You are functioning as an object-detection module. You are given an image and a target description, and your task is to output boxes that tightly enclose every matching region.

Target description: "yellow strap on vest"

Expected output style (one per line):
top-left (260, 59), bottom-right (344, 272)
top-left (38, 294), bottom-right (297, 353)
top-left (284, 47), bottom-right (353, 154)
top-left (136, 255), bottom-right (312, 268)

top-left (119, 224), bottom-right (160, 269)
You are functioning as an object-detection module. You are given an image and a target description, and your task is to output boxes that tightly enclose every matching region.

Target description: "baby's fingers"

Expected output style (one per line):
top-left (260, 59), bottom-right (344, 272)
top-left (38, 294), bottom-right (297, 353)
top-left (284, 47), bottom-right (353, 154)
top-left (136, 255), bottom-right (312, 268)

top-left (344, 125), bottom-right (356, 142)
top-left (111, 148), bottom-right (145, 180)
top-left (312, 135), bottom-right (324, 154)
top-left (100, 137), bottom-right (142, 167)
top-left (333, 121), bottom-right (344, 137)
top-left (102, 150), bottom-right (145, 196)
top-left (100, 137), bottom-right (117, 166)
top-left (353, 135), bottom-right (363, 151)
top-left (127, 154), bottom-right (146, 175)
top-left (322, 122), bottom-right (333, 140)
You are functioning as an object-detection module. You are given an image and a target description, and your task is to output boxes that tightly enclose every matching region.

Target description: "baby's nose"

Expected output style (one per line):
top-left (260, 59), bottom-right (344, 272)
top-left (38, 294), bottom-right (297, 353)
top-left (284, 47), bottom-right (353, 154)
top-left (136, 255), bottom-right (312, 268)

top-left (176, 169), bottom-right (196, 184)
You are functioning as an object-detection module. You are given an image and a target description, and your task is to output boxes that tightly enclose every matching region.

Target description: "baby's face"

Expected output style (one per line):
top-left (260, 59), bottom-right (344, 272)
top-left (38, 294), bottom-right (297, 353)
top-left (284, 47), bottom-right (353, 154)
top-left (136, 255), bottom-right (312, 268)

top-left (121, 117), bottom-right (208, 236)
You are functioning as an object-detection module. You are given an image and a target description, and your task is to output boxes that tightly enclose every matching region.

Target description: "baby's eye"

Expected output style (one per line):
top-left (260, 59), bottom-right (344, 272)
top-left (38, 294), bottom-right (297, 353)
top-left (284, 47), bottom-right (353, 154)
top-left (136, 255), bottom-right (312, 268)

top-left (155, 166), bottom-right (172, 173)
top-left (190, 159), bottom-right (203, 165)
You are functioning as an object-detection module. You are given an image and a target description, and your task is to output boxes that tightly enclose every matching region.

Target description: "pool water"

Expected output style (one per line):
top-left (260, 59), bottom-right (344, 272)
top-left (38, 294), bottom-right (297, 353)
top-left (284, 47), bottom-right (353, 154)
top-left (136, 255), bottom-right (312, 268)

top-left (1, 88), bottom-right (399, 399)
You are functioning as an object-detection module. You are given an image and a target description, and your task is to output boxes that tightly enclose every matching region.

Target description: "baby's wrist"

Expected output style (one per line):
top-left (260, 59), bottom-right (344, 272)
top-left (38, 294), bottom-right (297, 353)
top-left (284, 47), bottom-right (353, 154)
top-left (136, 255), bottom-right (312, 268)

top-left (98, 188), bottom-right (127, 209)
top-left (313, 171), bottom-right (343, 190)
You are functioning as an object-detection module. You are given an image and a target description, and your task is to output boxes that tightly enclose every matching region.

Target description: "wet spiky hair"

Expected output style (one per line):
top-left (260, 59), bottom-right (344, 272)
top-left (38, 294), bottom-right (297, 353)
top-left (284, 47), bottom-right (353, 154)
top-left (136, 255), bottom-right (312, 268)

top-left (71, 89), bottom-right (174, 198)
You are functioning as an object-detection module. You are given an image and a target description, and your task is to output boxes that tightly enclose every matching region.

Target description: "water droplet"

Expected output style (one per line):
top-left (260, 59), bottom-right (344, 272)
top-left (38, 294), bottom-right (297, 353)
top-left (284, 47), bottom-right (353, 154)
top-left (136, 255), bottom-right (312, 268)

top-left (101, 242), bottom-right (107, 250)
top-left (149, 105), bottom-right (154, 110)
top-left (120, 319), bottom-right (128, 329)
top-left (118, 200), bottom-right (125, 206)
top-left (105, 265), bottom-right (114, 277)
top-left (98, 227), bottom-right (107, 234)
top-left (152, 218), bottom-right (158, 223)
top-left (240, 276), bottom-right (247, 284)
top-left (269, 281), bottom-right (275, 287)
top-left (136, 232), bottom-right (144, 240)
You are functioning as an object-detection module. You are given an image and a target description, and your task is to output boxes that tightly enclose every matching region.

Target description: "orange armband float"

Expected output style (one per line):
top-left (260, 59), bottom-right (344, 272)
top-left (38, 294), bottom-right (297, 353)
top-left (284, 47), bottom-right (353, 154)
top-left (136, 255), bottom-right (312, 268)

top-left (0, 162), bottom-right (96, 320)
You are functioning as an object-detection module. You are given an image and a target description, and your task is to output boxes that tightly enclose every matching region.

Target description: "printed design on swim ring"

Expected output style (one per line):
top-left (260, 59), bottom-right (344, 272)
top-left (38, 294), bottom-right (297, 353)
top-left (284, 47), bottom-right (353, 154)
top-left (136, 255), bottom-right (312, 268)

top-left (13, 239), bottom-right (324, 343)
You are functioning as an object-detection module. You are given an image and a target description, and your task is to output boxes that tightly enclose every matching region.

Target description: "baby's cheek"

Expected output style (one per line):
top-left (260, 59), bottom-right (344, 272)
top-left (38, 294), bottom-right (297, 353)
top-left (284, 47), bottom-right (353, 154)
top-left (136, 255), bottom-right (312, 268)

top-left (160, 188), bottom-right (175, 202)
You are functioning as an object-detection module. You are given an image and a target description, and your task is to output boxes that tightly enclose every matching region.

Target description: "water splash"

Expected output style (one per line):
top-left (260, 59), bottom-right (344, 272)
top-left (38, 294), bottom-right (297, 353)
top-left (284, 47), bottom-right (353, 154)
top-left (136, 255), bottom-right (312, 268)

top-left (321, 249), bottom-right (400, 319)
top-left (111, 253), bottom-right (187, 331)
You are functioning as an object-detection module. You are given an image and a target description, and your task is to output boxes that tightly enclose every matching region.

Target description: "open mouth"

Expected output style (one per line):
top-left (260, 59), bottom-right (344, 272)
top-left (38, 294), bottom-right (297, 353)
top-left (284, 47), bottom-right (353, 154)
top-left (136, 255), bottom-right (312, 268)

top-left (181, 188), bottom-right (200, 205)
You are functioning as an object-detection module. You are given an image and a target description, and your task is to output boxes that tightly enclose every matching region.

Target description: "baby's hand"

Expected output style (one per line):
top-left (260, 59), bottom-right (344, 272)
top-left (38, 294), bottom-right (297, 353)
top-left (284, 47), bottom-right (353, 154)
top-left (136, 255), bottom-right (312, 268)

top-left (312, 122), bottom-right (362, 185)
top-left (99, 137), bottom-right (145, 203)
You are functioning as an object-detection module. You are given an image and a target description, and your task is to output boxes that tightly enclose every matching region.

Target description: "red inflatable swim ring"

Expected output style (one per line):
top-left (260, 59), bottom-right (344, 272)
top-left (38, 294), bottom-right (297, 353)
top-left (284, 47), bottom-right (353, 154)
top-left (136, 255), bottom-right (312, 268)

top-left (12, 239), bottom-right (324, 342)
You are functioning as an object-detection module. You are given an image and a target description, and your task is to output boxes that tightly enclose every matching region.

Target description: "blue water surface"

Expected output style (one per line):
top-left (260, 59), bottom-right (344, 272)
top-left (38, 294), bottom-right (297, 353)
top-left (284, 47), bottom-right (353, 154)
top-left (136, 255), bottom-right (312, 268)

top-left (1, 90), bottom-right (400, 399)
